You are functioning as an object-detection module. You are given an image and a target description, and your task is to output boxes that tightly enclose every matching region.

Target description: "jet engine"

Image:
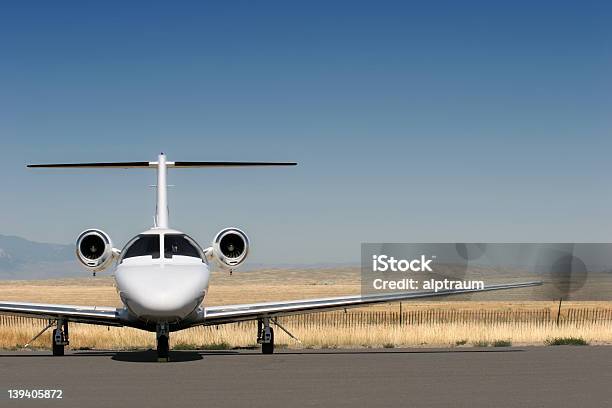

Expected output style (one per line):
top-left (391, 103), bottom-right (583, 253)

top-left (76, 229), bottom-right (115, 272)
top-left (210, 228), bottom-right (249, 270)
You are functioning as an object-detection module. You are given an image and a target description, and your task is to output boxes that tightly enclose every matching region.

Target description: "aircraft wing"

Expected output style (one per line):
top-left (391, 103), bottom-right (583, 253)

top-left (202, 281), bottom-right (541, 325)
top-left (0, 301), bottom-right (123, 326)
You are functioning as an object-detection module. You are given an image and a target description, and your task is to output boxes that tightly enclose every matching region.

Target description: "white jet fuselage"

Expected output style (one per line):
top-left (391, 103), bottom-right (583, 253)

top-left (114, 228), bottom-right (210, 322)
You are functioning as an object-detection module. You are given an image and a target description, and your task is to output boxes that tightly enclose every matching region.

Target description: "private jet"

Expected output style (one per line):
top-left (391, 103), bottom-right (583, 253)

top-left (0, 154), bottom-right (540, 361)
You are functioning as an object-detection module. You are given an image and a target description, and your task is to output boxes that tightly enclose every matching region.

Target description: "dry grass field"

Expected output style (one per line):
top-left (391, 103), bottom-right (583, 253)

top-left (1, 267), bottom-right (611, 350)
top-left (3, 320), bottom-right (612, 351)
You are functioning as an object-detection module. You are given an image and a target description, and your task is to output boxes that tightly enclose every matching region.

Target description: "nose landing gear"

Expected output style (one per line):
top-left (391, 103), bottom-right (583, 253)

top-left (156, 322), bottom-right (170, 362)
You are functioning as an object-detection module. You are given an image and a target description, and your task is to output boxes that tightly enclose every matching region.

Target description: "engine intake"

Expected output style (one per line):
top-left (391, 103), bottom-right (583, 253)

top-left (212, 228), bottom-right (249, 269)
top-left (76, 229), bottom-right (114, 272)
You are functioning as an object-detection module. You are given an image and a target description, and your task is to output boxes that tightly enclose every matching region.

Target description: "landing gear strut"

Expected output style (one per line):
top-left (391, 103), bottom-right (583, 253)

top-left (52, 319), bottom-right (69, 356)
top-left (156, 322), bottom-right (170, 362)
top-left (257, 317), bottom-right (274, 354)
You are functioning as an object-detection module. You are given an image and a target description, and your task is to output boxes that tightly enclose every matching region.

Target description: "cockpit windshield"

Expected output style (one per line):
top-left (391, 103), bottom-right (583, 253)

top-left (121, 234), bottom-right (160, 260)
top-left (164, 234), bottom-right (203, 260)
top-left (119, 233), bottom-right (204, 263)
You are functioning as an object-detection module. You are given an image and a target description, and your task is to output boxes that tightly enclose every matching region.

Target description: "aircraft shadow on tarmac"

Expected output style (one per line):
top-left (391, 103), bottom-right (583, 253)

top-left (111, 348), bottom-right (523, 362)
top-left (108, 350), bottom-right (239, 362)
top-left (0, 348), bottom-right (525, 363)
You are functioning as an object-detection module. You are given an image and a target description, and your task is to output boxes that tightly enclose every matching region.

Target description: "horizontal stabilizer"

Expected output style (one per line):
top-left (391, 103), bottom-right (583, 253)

top-left (27, 162), bottom-right (152, 168)
top-left (27, 161), bottom-right (297, 168)
top-left (173, 161), bottom-right (297, 167)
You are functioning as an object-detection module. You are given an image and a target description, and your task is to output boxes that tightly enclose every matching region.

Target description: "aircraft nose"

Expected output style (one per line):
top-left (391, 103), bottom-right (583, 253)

top-left (129, 287), bottom-right (200, 318)
top-left (116, 264), bottom-right (209, 321)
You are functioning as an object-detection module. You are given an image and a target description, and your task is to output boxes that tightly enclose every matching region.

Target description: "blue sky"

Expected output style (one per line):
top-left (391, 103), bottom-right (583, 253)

top-left (0, 1), bottom-right (611, 264)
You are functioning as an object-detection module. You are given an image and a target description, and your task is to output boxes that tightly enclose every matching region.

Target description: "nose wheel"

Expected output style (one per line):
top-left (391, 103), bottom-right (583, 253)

top-left (156, 323), bottom-right (170, 362)
top-left (258, 318), bottom-right (275, 354)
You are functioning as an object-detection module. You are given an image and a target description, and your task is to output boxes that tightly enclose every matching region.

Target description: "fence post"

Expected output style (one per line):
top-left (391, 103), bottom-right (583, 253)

top-left (556, 298), bottom-right (563, 326)
top-left (399, 302), bottom-right (402, 326)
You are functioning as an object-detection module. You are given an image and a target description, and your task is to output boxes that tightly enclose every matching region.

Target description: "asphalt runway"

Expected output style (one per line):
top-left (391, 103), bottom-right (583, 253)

top-left (1, 347), bottom-right (611, 408)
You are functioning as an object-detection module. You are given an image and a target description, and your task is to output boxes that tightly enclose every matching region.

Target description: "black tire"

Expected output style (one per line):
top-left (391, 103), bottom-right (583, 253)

top-left (157, 335), bottom-right (169, 360)
top-left (52, 329), bottom-right (64, 356)
top-left (262, 327), bottom-right (274, 354)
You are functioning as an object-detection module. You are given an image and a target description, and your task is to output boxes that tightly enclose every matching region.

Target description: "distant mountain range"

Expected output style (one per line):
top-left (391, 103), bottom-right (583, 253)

top-left (0, 234), bottom-right (357, 280)
top-left (0, 234), bottom-right (82, 279)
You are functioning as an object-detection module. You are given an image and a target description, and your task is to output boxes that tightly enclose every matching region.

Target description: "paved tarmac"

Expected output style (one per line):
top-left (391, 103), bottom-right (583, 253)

top-left (1, 347), bottom-right (611, 408)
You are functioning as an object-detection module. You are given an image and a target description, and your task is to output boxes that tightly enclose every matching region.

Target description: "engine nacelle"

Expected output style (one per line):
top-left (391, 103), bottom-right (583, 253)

top-left (210, 227), bottom-right (249, 270)
top-left (76, 229), bottom-right (115, 272)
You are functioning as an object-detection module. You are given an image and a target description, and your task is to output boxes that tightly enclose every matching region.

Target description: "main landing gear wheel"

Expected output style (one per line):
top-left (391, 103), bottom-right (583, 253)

top-left (262, 327), bottom-right (274, 354)
top-left (258, 317), bottom-right (275, 354)
top-left (52, 329), bottom-right (64, 356)
top-left (52, 320), bottom-right (68, 356)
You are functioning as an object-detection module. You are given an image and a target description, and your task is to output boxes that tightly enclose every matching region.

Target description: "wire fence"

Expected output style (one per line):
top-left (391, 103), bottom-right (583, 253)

top-left (271, 308), bottom-right (612, 328)
top-left (3, 307), bottom-right (612, 329)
